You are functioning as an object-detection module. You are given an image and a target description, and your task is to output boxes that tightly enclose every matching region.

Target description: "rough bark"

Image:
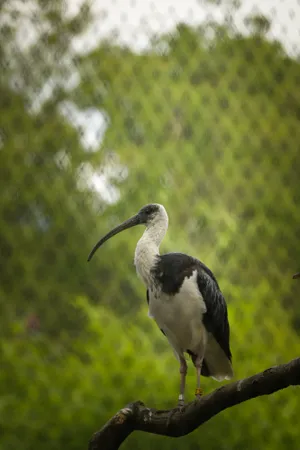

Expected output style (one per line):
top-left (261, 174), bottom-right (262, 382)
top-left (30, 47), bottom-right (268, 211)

top-left (88, 357), bottom-right (300, 450)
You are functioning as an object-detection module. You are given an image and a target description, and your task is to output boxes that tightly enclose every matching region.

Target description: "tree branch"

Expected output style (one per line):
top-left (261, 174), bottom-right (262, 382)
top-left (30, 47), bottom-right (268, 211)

top-left (88, 357), bottom-right (300, 450)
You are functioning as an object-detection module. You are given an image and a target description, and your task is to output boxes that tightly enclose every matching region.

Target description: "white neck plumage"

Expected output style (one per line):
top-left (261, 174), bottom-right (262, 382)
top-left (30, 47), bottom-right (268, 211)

top-left (134, 208), bottom-right (169, 286)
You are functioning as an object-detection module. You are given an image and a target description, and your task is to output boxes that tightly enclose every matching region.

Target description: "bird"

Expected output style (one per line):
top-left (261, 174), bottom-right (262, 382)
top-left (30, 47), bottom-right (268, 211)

top-left (293, 272), bottom-right (300, 279)
top-left (88, 203), bottom-right (233, 407)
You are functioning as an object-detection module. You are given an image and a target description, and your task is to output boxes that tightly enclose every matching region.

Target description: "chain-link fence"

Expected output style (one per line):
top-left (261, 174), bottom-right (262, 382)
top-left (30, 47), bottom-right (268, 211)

top-left (1, 1), bottom-right (300, 449)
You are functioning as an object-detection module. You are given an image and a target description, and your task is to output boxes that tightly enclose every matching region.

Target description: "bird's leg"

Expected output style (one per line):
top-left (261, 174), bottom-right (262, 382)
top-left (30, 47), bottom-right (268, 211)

top-left (194, 356), bottom-right (204, 399)
top-left (167, 357), bottom-right (187, 427)
top-left (178, 357), bottom-right (187, 407)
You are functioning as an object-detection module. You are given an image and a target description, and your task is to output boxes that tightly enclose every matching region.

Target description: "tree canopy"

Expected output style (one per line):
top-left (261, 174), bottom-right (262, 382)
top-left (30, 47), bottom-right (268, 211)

top-left (1, 1), bottom-right (300, 449)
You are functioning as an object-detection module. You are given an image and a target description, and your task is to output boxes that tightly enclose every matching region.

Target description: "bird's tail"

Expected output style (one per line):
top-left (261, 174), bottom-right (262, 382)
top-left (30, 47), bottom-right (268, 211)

top-left (202, 336), bottom-right (233, 381)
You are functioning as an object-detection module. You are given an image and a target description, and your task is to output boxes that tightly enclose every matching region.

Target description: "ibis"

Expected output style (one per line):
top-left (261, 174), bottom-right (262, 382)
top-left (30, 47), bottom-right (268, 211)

top-left (88, 204), bottom-right (233, 406)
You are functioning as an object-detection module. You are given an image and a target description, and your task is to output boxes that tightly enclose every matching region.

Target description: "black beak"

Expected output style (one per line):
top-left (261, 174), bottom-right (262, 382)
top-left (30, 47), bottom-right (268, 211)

top-left (88, 213), bottom-right (141, 262)
top-left (293, 272), bottom-right (300, 279)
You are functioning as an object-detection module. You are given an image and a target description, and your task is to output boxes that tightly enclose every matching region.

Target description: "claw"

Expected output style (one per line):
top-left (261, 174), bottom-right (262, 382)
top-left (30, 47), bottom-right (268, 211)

top-left (166, 403), bottom-right (185, 427)
top-left (177, 398), bottom-right (185, 409)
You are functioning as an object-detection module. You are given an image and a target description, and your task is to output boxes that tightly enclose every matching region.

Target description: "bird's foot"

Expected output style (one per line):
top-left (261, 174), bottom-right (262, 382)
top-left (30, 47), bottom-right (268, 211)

top-left (166, 400), bottom-right (185, 427)
top-left (177, 398), bottom-right (185, 410)
top-left (195, 387), bottom-right (203, 399)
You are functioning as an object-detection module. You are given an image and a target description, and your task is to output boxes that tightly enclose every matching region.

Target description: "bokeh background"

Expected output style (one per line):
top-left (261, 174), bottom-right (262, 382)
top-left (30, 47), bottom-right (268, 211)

top-left (1, 1), bottom-right (300, 449)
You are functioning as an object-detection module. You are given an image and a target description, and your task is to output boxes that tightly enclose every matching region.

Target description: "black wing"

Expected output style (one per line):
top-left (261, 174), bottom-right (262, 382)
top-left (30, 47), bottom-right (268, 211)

top-left (153, 252), bottom-right (231, 362)
top-left (197, 265), bottom-right (231, 362)
top-left (152, 252), bottom-right (203, 294)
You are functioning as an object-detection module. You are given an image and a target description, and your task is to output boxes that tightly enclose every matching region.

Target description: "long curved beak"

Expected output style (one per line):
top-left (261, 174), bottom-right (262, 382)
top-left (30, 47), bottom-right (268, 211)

top-left (293, 272), bottom-right (300, 279)
top-left (87, 213), bottom-right (141, 262)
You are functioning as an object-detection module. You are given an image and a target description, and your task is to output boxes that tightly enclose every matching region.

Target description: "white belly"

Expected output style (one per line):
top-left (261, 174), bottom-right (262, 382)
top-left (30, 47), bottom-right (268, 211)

top-left (149, 271), bottom-right (207, 356)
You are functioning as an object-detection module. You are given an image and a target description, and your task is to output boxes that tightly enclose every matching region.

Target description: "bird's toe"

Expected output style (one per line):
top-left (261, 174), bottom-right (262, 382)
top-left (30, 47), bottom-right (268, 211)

top-left (177, 398), bottom-right (185, 409)
top-left (166, 403), bottom-right (185, 427)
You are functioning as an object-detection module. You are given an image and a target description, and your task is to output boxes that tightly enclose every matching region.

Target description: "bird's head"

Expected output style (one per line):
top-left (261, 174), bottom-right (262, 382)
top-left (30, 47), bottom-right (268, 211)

top-left (88, 203), bottom-right (168, 261)
top-left (138, 203), bottom-right (168, 228)
top-left (293, 272), bottom-right (300, 279)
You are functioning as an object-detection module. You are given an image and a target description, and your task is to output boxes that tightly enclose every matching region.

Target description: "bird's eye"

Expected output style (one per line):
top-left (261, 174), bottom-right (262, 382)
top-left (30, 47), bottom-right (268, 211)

top-left (140, 204), bottom-right (158, 217)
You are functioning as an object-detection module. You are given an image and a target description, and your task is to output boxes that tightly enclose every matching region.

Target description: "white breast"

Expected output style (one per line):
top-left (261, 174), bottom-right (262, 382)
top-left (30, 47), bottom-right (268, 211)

top-left (148, 270), bottom-right (207, 355)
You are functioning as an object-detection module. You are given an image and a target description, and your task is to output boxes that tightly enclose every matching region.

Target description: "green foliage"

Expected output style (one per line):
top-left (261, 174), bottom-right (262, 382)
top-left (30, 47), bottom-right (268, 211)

top-left (1, 297), bottom-right (299, 450)
top-left (1, 2), bottom-right (300, 450)
top-left (73, 22), bottom-right (300, 322)
top-left (0, 0), bottom-right (105, 335)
